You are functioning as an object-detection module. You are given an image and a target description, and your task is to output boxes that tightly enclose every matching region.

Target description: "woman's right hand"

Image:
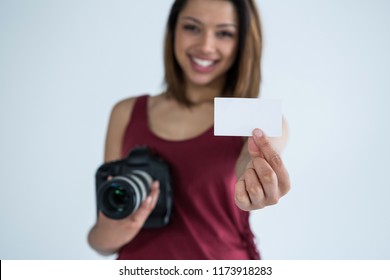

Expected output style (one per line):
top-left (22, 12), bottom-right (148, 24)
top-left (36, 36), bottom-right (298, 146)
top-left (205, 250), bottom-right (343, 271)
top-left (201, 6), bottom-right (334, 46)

top-left (88, 181), bottom-right (160, 256)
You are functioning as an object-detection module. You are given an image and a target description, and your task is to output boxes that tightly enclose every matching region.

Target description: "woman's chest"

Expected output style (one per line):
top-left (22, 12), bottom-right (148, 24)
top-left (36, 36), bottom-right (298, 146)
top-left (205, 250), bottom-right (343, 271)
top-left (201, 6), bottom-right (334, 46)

top-left (148, 102), bottom-right (214, 141)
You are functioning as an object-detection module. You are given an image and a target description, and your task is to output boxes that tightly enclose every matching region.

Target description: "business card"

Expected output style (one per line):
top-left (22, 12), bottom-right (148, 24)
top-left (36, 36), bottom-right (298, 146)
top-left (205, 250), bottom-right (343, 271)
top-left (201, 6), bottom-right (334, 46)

top-left (214, 97), bottom-right (282, 137)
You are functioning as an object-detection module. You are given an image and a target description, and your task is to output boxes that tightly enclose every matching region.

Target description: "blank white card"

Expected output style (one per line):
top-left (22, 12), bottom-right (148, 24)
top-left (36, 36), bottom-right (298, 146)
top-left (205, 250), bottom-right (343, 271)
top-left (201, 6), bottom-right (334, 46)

top-left (214, 97), bottom-right (282, 137)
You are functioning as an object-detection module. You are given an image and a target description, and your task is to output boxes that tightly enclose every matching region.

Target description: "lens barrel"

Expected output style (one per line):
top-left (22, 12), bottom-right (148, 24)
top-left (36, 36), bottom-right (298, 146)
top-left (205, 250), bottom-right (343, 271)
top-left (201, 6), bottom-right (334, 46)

top-left (98, 170), bottom-right (153, 219)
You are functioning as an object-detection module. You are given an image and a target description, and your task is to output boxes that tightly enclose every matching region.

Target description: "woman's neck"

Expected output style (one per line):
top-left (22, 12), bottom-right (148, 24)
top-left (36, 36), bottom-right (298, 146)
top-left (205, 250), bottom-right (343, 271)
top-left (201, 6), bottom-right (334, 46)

top-left (185, 80), bottom-right (224, 105)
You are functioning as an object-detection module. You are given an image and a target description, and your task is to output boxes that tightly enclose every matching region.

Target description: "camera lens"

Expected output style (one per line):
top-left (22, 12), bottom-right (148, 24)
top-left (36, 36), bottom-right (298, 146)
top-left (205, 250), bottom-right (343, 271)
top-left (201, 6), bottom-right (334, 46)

top-left (98, 171), bottom-right (153, 219)
top-left (100, 181), bottom-right (136, 218)
top-left (107, 187), bottom-right (131, 213)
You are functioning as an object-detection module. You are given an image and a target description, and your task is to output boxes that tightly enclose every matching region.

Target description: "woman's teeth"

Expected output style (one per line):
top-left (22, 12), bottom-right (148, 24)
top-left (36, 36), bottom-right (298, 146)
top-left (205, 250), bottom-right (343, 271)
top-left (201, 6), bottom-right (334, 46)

top-left (192, 57), bottom-right (214, 67)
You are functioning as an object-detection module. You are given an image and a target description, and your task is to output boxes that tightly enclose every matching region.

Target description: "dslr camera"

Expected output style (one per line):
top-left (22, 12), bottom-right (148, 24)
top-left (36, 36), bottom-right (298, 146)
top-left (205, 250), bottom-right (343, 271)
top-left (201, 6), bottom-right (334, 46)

top-left (95, 146), bottom-right (172, 228)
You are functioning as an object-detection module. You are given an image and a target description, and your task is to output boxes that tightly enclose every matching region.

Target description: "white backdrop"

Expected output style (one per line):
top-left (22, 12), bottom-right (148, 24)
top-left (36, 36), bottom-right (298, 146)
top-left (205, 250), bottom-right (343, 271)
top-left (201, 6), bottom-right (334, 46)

top-left (1, 0), bottom-right (389, 259)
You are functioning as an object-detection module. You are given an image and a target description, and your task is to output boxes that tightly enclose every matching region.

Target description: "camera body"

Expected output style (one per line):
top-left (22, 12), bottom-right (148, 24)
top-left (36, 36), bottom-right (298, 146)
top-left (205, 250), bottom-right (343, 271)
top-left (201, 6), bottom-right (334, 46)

top-left (95, 146), bottom-right (172, 228)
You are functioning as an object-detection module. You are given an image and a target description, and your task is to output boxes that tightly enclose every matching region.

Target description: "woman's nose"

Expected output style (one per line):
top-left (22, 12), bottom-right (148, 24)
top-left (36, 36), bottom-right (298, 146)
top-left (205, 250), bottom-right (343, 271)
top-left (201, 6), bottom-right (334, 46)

top-left (199, 31), bottom-right (216, 54)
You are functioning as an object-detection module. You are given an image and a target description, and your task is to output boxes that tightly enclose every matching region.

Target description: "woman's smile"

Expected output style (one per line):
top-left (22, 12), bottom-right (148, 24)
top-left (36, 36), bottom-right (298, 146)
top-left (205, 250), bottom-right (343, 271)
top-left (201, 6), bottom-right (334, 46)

top-left (189, 55), bottom-right (219, 73)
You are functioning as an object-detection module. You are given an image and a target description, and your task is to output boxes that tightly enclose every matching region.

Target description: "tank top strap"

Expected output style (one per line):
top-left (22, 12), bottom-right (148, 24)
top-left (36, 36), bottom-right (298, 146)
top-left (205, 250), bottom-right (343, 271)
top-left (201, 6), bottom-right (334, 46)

top-left (121, 95), bottom-right (149, 158)
top-left (129, 94), bottom-right (149, 127)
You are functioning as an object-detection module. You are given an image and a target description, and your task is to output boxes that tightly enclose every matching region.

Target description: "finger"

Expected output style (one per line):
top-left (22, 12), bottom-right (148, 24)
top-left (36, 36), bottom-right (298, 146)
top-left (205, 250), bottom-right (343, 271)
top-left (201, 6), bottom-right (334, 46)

top-left (129, 181), bottom-right (160, 224)
top-left (244, 168), bottom-right (266, 208)
top-left (234, 177), bottom-right (252, 211)
top-left (247, 136), bottom-right (264, 159)
top-left (252, 157), bottom-right (279, 205)
top-left (149, 181), bottom-right (160, 209)
top-left (252, 128), bottom-right (290, 192)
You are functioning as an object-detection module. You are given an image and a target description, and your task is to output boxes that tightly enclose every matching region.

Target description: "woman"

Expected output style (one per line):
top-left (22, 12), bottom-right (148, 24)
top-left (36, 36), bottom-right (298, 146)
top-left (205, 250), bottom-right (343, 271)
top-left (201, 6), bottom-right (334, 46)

top-left (88, 0), bottom-right (290, 260)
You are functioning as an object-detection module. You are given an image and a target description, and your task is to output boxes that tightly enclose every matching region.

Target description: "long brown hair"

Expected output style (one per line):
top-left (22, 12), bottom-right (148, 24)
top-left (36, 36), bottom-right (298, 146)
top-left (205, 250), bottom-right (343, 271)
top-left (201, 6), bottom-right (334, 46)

top-left (164, 0), bottom-right (263, 106)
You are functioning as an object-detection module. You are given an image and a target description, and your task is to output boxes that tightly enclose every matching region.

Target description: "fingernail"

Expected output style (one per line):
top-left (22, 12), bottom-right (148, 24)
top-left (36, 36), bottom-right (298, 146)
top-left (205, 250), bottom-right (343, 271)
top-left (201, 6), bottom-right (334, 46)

top-left (253, 128), bottom-right (263, 138)
top-left (145, 196), bottom-right (152, 205)
top-left (152, 181), bottom-right (160, 189)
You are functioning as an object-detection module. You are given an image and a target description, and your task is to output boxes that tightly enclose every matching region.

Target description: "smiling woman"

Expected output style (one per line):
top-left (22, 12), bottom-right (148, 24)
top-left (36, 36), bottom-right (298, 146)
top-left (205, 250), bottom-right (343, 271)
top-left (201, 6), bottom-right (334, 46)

top-left (165, 0), bottom-right (262, 106)
top-left (174, 1), bottom-right (239, 91)
top-left (87, 0), bottom-right (290, 260)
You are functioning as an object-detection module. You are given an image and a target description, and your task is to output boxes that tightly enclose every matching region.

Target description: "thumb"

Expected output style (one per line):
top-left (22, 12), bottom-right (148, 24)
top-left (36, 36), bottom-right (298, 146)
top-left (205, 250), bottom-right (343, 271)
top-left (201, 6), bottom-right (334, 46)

top-left (248, 136), bottom-right (264, 159)
top-left (128, 181), bottom-right (160, 223)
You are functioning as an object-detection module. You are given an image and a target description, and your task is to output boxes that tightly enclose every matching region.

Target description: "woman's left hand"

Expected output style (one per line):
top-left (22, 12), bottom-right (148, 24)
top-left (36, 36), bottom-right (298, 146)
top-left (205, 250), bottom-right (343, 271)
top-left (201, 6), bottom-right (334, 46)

top-left (235, 128), bottom-right (291, 211)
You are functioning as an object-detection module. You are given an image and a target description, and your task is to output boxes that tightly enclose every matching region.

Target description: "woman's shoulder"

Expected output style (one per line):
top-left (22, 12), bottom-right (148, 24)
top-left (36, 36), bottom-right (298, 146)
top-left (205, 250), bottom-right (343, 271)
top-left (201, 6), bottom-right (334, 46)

top-left (109, 94), bottom-right (149, 120)
top-left (109, 93), bottom-right (166, 126)
top-left (104, 94), bottom-right (149, 162)
top-left (111, 95), bottom-right (138, 115)
top-left (111, 93), bottom-right (164, 114)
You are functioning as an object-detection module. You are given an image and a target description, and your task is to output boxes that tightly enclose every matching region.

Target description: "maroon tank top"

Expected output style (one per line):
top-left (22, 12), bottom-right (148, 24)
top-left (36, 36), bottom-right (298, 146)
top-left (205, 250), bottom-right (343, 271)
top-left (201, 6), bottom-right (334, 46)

top-left (117, 95), bottom-right (260, 260)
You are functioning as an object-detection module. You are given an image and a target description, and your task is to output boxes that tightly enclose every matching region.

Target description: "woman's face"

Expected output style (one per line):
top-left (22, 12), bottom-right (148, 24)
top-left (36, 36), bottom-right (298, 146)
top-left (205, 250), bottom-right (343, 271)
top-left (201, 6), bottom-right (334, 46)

top-left (174, 0), bottom-right (239, 90)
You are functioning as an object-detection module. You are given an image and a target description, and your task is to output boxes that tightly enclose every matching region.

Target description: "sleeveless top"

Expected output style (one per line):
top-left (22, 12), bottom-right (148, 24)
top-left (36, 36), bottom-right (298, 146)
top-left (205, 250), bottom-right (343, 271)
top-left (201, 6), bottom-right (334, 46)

top-left (117, 95), bottom-right (260, 260)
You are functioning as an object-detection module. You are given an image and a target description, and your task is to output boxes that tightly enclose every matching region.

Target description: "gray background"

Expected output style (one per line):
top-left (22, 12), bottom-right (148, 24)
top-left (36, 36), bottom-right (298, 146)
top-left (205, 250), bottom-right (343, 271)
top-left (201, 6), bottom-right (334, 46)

top-left (1, 0), bottom-right (389, 259)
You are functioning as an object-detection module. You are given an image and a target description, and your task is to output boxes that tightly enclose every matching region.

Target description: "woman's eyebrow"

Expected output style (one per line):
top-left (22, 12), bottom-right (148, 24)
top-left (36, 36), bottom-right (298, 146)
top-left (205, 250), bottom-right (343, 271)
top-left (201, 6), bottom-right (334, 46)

top-left (180, 16), bottom-right (237, 28)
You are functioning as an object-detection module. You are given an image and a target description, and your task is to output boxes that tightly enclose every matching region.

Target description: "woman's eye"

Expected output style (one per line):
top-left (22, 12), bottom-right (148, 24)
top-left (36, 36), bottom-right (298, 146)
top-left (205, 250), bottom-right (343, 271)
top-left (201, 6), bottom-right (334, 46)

top-left (183, 24), bottom-right (200, 33)
top-left (217, 31), bottom-right (235, 38)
